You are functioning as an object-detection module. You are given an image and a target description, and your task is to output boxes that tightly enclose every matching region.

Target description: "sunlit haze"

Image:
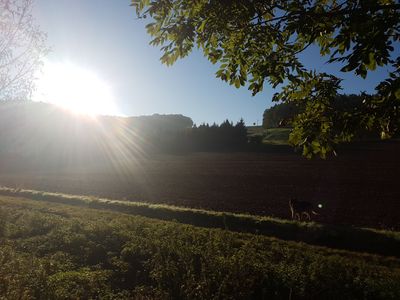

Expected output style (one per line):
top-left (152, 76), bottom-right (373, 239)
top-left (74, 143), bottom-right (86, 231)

top-left (33, 61), bottom-right (119, 116)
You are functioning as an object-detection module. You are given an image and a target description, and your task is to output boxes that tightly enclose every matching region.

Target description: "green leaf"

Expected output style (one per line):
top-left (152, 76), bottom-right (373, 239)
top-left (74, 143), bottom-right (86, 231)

top-left (198, 20), bottom-right (207, 33)
top-left (366, 52), bottom-right (377, 71)
top-left (234, 78), bottom-right (241, 88)
top-left (394, 89), bottom-right (400, 100)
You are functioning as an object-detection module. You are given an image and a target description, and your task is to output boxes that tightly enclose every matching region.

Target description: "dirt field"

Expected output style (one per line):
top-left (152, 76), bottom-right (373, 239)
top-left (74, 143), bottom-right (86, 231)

top-left (0, 141), bottom-right (399, 230)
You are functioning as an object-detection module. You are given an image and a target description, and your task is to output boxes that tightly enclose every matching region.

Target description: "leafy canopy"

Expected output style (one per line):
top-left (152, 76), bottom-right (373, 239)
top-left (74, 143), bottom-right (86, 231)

top-left (131, 0), bottom-right (400, 158)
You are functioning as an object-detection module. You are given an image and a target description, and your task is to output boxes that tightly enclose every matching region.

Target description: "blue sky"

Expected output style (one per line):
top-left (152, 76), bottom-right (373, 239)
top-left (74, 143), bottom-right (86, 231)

top-left (33, 0), bottom-right (397, 125)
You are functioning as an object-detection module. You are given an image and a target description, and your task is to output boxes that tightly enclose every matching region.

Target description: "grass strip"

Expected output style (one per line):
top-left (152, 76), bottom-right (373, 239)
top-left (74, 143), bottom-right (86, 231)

top-left (0, 186), bottom-right (399, 258)
top-left (1, 197), bottom-right (399, 299)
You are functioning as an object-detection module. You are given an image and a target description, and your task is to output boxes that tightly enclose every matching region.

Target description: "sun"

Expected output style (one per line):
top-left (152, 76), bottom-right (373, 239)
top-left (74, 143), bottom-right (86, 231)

top-left (33, 60), bottom-right (119, 116)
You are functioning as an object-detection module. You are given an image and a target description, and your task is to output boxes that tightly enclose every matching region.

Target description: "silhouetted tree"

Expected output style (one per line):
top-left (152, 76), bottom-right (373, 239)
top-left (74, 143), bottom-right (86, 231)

top-left (180, 119), bottom-right (248, 151)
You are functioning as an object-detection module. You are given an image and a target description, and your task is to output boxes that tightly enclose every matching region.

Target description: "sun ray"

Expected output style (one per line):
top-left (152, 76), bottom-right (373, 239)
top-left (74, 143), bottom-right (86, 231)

top-left (32, 60), bottom-right (119, 117)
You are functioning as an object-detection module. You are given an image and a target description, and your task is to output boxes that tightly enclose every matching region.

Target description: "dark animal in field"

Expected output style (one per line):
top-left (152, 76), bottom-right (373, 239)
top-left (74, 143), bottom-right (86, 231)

top-left (278, 118), bottom-right (292, 128)
top-left (289, 198), bottom-right (322, 221)
top-left (278, 119), bottom-right (287, 127)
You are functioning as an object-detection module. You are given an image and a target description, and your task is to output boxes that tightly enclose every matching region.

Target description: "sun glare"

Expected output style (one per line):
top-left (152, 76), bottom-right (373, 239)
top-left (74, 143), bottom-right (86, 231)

top-left (33, 61), bottom-right (119, 116)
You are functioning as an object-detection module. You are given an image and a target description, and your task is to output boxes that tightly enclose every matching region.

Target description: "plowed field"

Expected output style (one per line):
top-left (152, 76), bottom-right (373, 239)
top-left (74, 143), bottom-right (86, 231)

top-left (1, 141), bottom-right (399, 230)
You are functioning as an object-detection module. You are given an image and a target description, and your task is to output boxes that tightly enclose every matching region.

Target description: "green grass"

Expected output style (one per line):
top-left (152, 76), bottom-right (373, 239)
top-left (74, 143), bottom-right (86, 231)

top-left (0, 186), bottom-right (399, 258)
top-left (0, 196), bottom-right (399, 299)
top-left (247, 127), bottom-right (291, 145)
top-left (263, 128), bottom-right (291, 144)
top-left (247, 127), bottom-right (400, 145)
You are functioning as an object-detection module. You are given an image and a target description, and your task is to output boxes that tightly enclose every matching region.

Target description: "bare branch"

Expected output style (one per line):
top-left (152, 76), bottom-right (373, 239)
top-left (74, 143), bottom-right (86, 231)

top-left (0, 0), bottom-right (48, 100)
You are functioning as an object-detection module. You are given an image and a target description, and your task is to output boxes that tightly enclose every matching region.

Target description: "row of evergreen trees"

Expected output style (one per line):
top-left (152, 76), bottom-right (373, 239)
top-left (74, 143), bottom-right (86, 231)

top-left (154, 119), bottom-right (249, 152)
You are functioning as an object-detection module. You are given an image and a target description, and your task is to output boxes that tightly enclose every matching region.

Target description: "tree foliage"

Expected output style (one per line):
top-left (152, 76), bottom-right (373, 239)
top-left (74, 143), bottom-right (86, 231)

top-left (263, 102), bottom-right (302, 128)
top-left (190, 119), bottom-right (248, 150)
top-left (152, 119), bottom-right (248, 152)
top-left (0, 0), bottom-right (48, 100)
top-left (131, 0), bottom-right (400, 158)
top-left (263, 94), bottom-right (370, 129)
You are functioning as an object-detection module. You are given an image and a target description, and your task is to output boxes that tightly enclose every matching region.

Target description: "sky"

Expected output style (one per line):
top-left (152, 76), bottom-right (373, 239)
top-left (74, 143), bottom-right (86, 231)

top-left (32, 0), bottom-right (398, 125)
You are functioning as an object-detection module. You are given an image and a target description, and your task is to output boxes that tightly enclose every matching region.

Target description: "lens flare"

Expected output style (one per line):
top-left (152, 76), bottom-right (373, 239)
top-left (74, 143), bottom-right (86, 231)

top-left (33, 60), bottom-right (119, 116)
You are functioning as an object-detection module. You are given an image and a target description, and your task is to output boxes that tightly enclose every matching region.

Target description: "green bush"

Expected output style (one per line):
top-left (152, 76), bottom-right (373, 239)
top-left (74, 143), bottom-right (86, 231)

top-left (47, 269), bottom-right (113, 299)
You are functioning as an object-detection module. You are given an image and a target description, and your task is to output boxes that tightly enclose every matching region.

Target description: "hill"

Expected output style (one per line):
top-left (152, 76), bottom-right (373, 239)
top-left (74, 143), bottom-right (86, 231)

top-left (0, 101), bottom-right (193, 169)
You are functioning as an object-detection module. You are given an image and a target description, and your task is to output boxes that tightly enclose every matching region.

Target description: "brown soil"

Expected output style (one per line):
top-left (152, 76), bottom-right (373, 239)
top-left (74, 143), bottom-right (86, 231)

top-left (0, 141), bottom-right (399, 230)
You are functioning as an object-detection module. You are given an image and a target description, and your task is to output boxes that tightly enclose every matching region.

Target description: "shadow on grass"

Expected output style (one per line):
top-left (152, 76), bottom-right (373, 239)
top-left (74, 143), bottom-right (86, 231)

top-left (0, 186), bottom-right (399, 258)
